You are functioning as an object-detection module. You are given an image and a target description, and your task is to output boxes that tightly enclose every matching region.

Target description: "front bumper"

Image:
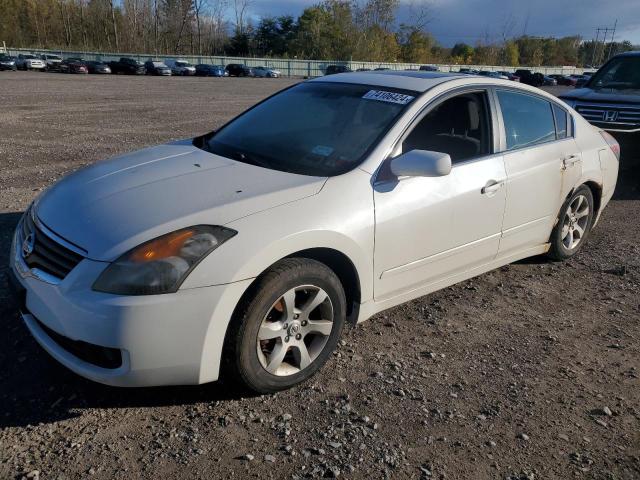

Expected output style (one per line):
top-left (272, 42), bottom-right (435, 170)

top-left (10, 220), bottom-right (252, 387)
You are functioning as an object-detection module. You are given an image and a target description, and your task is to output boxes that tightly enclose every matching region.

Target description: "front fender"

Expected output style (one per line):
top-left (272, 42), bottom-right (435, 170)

top-left (181, 169), bottom-right (375, 304)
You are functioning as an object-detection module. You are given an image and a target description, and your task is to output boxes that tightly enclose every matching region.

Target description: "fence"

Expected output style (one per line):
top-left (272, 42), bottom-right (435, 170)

top-left (6, 46), bottom-right (587, 77)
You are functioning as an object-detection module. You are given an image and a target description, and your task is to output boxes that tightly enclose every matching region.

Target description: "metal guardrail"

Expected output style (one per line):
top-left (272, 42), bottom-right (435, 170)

top-left (5, 46), bottom-right (586, 77)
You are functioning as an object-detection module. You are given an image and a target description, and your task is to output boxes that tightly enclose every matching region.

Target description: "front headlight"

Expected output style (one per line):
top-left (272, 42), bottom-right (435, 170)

top-left (93, 225), bottom-right (236, 295)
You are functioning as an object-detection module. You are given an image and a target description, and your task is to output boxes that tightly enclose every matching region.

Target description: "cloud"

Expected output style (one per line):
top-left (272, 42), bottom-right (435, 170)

top-left (247, 0), bottom-right (640, 45)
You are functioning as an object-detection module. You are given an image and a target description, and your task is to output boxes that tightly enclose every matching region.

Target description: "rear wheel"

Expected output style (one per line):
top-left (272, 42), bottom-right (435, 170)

top-left (548, 185), bottom-right (594, 260)
top-left (224, 258), bottom-right (346, 393)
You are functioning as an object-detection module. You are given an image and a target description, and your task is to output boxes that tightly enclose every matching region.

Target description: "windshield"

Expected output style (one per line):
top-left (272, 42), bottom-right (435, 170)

top-left (589, 57), bottom-right (640, 90)
top-left (176, 61), bottom-right (189, 67)
top-left (202, 82), bottom-right (417, 176)
top-left (24, 55), bottom-right (36, 59)
top-left (152, 62), bottom-right (167, 67)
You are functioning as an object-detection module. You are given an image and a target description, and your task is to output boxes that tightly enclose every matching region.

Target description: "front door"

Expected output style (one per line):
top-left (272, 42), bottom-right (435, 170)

top-left (373, 90), bottom-right (507, 301)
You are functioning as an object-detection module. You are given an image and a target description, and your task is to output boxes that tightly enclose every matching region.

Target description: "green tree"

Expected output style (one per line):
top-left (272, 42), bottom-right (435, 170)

top-left (397, 27), bottom-right (435, 63)
top-left (451, 42), bottom-right (474, 64)
top-left (501, 40), bottom-right (519, 66)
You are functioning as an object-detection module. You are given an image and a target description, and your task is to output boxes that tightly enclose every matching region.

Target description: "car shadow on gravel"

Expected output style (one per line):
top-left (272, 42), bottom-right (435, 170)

top-left (0, 211), bottom-right (256, 429)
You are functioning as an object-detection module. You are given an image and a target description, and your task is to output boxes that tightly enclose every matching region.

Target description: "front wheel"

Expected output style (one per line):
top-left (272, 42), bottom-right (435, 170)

top-left (224, 258), bottom-right (346, 393)
top-left (547, 185), bottom-right (594, 260)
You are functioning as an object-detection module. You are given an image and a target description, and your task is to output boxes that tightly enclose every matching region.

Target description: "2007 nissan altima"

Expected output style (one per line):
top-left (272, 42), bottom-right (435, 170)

top-left (9, 71), bottom-right (619, 392)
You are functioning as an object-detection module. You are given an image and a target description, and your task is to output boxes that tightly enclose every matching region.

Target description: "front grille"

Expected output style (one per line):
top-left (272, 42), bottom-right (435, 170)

top-left (35, 317), bottom-right (123, 369)
top-left (21, 213), bottom-right (84, 280)
top-left (575, 103), bottom-right (640, 131)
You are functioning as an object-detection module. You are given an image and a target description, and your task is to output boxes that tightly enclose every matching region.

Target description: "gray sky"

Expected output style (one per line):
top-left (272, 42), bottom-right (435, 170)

top-left (248, 0), bottom-right (640, 46)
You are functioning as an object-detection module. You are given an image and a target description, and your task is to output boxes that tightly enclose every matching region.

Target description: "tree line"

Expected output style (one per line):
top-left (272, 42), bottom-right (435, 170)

top-left (1, 0), bottom-right (637, 66)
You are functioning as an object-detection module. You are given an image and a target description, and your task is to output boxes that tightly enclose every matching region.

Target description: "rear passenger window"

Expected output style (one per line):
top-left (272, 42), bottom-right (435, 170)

top-left (497, 90), bottom-right (556, 150)
top-left (552, 104), bottom-right (568, 139)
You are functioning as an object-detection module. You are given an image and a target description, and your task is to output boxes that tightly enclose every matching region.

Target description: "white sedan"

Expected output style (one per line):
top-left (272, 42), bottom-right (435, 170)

top-left (253, 66), bottom-right (281, 78)
top-left (10, 72), bottom-right (619, 392)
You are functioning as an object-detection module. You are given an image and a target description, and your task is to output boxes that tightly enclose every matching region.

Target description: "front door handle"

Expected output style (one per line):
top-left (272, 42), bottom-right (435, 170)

top-left (481, 180), bottom-right (504, 196)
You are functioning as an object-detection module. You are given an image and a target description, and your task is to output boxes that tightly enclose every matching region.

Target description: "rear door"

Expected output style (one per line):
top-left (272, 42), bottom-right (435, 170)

top-left (494, 90), bottom-right (571, 257)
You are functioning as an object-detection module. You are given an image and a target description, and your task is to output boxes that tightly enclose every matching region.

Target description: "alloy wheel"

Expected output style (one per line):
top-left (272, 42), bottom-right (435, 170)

top-left (561, 194), bottom-right (590, 250)
top-left (256, 285), bottom-right (334, 376)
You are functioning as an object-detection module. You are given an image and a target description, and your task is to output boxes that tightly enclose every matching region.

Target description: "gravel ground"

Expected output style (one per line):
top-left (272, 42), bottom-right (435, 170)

top-left (0, 72), bottom-right (639, 480)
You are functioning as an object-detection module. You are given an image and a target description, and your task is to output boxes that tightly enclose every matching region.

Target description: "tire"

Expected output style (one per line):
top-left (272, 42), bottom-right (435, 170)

top-left (224, 258), bottom-right (346, 393)
top-left (547, 185), bottom-right (595, 261)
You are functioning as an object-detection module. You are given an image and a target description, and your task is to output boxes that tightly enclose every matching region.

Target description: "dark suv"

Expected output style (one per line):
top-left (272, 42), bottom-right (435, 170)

top-left (108, 57), bottom-right (146, 75)
top-left (515, 69), bottom-right (545, 87)
top-left (559, 51), bottom-right (640, 158)
top-left (225, 64), bottom-right (253, 77)
top-left (325, 65), bottom-right (352, 75)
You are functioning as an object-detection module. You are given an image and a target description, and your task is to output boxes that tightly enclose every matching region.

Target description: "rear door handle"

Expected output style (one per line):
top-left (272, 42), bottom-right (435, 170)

top-left (481, 180), bottom-right (504, 195)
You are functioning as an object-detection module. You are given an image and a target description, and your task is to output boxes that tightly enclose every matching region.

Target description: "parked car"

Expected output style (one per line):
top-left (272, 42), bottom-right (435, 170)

top-left (565, 74), bottom-right (585, 86)
top-left (144, 61), bottom-right (171, 76)
top-left (549, 74), bottom-right (574, 86)
top-left (0, 54), bottom-right (17, 71)
top-left (225, 63), bottom-right (254, 77)
top-left (40, 54), bottom-right (63, 71)
top-left (166, 59), bottom-right (196, 76)
top-left (542, 75), bottom-right (558, 86)
top-left (108, 57), bottom-right (146, 75)
top-left (15, 54), bottom-right (45, 71)
top-left (479, 70), bottom-right (509, 80)
top-left (374, 67), bottom-right (391, 71)
top-left (515, 70), bottom-right (552, 87)
top-left (496, 71), bottom-right (520, 82)
top-left (253, 66), bottom-right (281, 78)
top-left (85, 61), bottom-right (111, 74)
top-left (419, 65), bottom-right (439, 72)
top-left (356, 68), bottom-right (371, 71)
top-left (559, 50), bottom-right (640, 156)
top-left (9, 72), bottom-right (619, 393)
top-left (574, 75), bottom-right (592, 88)
top-left (195, 64), bottom-right (226, 77)
top-left (325, 65), bottom-right (351, 75)
top-left (59, 58), bottom-right (88, 74)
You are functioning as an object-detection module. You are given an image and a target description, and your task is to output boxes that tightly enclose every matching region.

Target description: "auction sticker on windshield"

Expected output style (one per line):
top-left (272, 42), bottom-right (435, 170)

top-left (362, 90), bottom-right (415, 105)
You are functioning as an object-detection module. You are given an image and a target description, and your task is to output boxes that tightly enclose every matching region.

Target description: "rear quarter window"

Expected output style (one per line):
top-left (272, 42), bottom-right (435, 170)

top-left (552, 104), bottom-right (569, 139)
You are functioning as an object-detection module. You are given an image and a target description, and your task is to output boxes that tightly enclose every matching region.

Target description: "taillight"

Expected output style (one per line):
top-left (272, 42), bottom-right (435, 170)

top-left (600, 130), bottom-right (620, 161)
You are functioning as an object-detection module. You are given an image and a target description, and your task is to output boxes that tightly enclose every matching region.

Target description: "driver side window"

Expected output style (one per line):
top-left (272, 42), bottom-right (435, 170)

top-left (402, 91), bottom-right (491, 163)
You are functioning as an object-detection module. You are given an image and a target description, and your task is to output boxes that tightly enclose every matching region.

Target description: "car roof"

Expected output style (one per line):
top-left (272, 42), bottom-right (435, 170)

top-left (613, 50), bottom-right (640, 58)
top-left (309, 71), bottom-right (470, 92)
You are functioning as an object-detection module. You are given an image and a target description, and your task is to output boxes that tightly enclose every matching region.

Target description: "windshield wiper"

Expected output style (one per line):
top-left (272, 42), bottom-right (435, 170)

top-left (229, 150), bottom-right (271, 168)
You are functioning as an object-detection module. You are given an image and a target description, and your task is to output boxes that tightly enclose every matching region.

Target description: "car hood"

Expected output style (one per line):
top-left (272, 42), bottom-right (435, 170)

top-left (35, 141), bottom-right (326, 261)
top-left (559, 87), bottom-right (640, 104)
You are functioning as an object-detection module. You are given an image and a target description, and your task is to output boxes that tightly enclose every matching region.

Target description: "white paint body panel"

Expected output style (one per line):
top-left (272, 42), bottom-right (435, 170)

top-left (11, 73), bottom-right (618, 386)
top-left (373, 154), bottom-right (507, 300)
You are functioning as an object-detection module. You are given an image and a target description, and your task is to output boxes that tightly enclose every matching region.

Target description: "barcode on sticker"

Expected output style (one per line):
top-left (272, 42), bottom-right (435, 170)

top-left (362, 90), bottom-right (414, 105)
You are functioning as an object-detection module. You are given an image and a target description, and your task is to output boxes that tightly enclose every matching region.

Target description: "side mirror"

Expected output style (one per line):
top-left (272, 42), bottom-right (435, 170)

top-left (390, 150), bottom-right (452, 178)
